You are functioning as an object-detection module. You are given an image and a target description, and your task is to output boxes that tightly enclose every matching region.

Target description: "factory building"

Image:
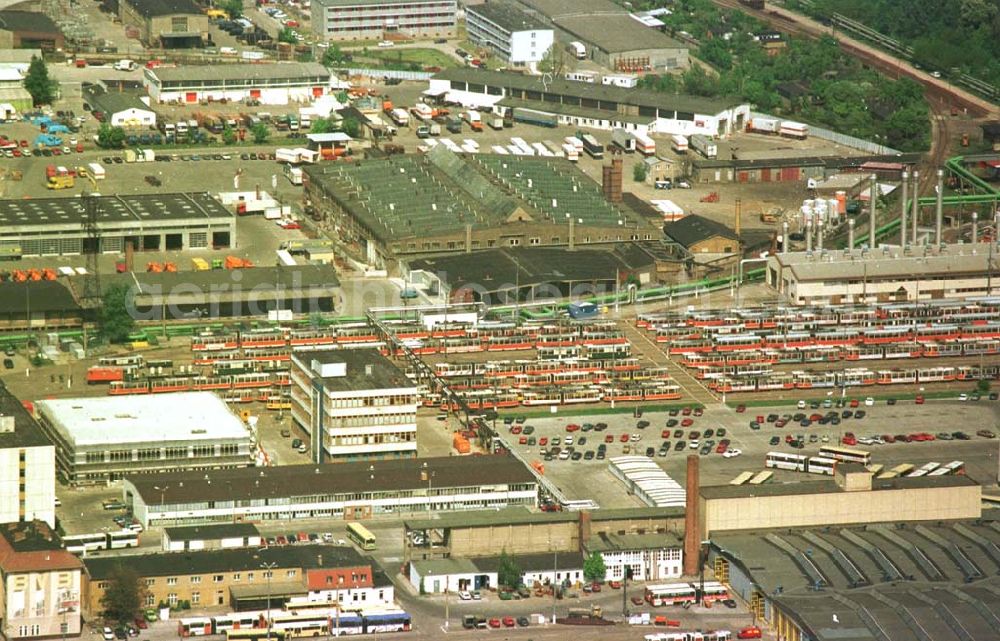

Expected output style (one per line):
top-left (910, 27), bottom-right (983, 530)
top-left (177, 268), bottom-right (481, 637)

top-left (123, 456), bottom-right (538, 527)
top-left (0, 193), bottom-right (236, 258)
top-left (35, 393), bottom-right (254, 485)
top-left (303, 146), bottom-right (653, 267)
top-left (0, 521), bottom-right (83, 641)
top-left (143, 63), bottom-right (333, 106)
top-left (766, 243), bottom-right (1000, 305)
top-left (511, 0), bottom-right (688, 71)
top-left (313, 0), bottom-right (457, 41)
top-left (466, 2), bottom-right (553, 66)
top-left (707, 516), bottom-right (1000, 641)
top-left (289, 348), bottom-right (418, 463)
top-left (428, 69), bottom-right (748, 136)
top-left (583, 533), bottom-right (683, 582)
top-left (0, 11), bottom-right (64, 51)
top-left (0, 384), bottom-right (56, 528)
top-left (82, 84), bottom-right (157, 129)
top-left (699, 465), bottom-right (981, 536)
top-left (404, 506), bottom-right (684, 561)
top-left (409, 552), bottom-right (584, 593)
top-left (0, 281), bottom-right (82, 336)
top-left (119, 0), bottom-right (208, 48)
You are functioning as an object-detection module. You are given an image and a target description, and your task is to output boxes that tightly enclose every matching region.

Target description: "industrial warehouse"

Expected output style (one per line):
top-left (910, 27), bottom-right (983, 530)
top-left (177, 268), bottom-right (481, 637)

top-left (428, 68), bottom-right (749, 136)
top-left (0, 192), bottom-right (235, 257)
top-left (512, 0), bottom-right (689, 70)
top-left (304, 146), bottom-right (654, 266)
top-left (123, 455), bottom-right (538, 526)
top-left (143, 62), bottom-right (333, 105)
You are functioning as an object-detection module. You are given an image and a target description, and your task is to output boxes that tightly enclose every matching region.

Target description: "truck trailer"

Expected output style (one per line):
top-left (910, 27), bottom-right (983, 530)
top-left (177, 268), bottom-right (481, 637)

top-left (611, 128), bottom-right (635, 153)
top-left (689, 134), bottom-right (717, 159)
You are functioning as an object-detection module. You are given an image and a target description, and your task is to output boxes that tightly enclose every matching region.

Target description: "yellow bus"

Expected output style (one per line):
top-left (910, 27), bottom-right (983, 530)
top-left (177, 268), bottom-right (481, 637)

top-left (346, 522), bottom-right (376, 550)
top-left (226, 630), bottom-right (285, 641)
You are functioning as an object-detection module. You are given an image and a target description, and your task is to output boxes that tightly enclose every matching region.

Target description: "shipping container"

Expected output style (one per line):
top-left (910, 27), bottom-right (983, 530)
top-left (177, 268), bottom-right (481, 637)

top-left (670, 134), bottom-right (688, 154)
top-left (512, 107), bottom-right (557, 128)
top-left (748, 117), bottom-right (780, 134)
top-left (611, 128), bottom-right (635, 153)
top-left (633, 131), bottom-right (656, 156)
top-left (689, 134), bottom-right (717, 159)
top-left (779, 121), bottom-right (809, 139)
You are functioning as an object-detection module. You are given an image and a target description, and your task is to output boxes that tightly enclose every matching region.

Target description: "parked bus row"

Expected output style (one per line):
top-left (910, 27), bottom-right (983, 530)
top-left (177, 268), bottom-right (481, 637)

top-left (179, 606), bottom-right (410, 638)
top-left (426, 379), bottom-right (683, 410)
top-left (643, 582), bottom-right (730, 607)
top-left (63, 529), bottom-right (140, 555)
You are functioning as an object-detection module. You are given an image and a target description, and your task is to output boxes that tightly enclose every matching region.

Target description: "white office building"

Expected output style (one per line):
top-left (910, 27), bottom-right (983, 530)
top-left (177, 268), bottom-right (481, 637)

top-left (290, 348), bottom-right (418, 462)
top-left (586, 533), bottom-right (683, 582)
top-left (466, 2), bottom-right (553, 66)
top-left (35, 392), bottom-right (253, 485)
top-left (0, 385), bottom-right (55, 528)
top-left (143, 62), bottom-right (333, 106)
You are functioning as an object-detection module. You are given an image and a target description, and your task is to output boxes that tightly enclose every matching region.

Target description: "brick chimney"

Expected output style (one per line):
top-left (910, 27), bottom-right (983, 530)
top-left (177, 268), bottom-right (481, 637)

top-left (683, 454), bottom-right (700, 576)
top-left (578, 510), bottom-right (592, 552)
top-left (603, 158), bottom-right (623, 203)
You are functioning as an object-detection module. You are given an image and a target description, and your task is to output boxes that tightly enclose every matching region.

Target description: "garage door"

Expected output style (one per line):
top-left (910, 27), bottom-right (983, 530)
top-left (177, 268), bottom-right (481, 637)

top-left (185, 92), bottom-right (197, 103)
top-left (250, 89), bottom-right (261, 99)
top-left (737, 171), bottom-right (749, 183)
top-left (780, 167), bottom-right (800, 181)
top-left (761, 168), bottom-right (771, 182)
top-left (312, 87), bottom-right (324, 97)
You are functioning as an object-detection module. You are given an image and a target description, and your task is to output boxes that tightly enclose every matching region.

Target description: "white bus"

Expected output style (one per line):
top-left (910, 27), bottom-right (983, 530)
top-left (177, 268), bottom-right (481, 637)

top-left (877, 463), bottom-right (914, 479)
top-left (644, 583), bottom-right (697, 606)
top-left (63, 529), bottom-right (138, 555)
top-left (818, 446), bottom-right (871, 466)
top-left (178, 618), bottom-right (213, 637)
top-left (907, 462), bottom-right (941, 477)
top-left (765, 452), bottom-right (835, 474)
top-left (928, 460), bottom-right (964, 476)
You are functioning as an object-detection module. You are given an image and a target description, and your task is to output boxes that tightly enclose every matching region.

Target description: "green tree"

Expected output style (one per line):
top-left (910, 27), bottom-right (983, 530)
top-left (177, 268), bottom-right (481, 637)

top-left (633, 161), bottom-right (647, 183)
top-left (583, 552), bottom-right (606, 583)
top-left (100, 284), bottom-right (136, 344)
top-left (323, 45), bottom-right (347, 67)
top-left (250, 122), bottom-right (269, 144)
top-left (311, 118), bottom-right (336, 134)
top-left (100, 564), bottom-right (147, 623)
top-left (219, 0), bottom-right (243, 19)
top-left (23, 56), bottom-right (56, 106)
top-left (340, 116), bottom-right (360, 137)
top-left (222, 125), bottom-right (237, 145)
top-left (278, 27), bottom-right (298, 44)
top-left (977, 379), bottom-right (991, 393)
top-left (497, 551), bottom-right (521, 589)
top-left (96, 123), bottom-right (126, 149)
top-left (538, 43), bottom-right (572, 76)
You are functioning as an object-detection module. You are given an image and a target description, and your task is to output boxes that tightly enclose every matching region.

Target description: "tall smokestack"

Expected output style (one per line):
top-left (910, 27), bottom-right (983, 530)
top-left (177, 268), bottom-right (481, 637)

top-left (900, 170), bottom-right (909, 248)
top-left (972, 212), bottom-right (979, 244)
top-left (734, 199), bottom-right (742, 237)
top-left (911, 170), bottom-right (920, 245)
top-left (817, 220), bottom-right (824, 251)
top-left (935, 169), bottom-right (944, 245)
top-left (781, 222), bottom-right (789, 254)
top-left (848, 219), bottom-right (855, 249)
top-left (683, 454), bottom-right (700, 576)
top-left (806, 220), bottom-right (813, 252)
top-left (868, 174), bottom-right (877, 248)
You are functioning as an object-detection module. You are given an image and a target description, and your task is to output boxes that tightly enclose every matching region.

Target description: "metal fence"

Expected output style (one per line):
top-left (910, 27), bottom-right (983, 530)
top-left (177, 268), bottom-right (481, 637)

top-left (751, 111), bottom-right (901, 155)
top-left (336, 67), bottom-right (434, 81)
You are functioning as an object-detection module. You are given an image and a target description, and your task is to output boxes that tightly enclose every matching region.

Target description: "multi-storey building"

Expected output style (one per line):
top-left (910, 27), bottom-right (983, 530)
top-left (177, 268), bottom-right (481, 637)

top-left (0, 384), bottom-right (55, 528)
top-left (585, 533), bottom-right (683, 582)
top-left (466, 2), bottom-right (553, 66)
top-left (290, 349), bottom-right (417, 463)
top-left (82, 545), bottom-right (389, 615)
top-left (0, 521), bottom-right (83, 640)
top-left (35, 393), bottom-right (252, 485)
top-left (313, 0), bottom-right (457, 42)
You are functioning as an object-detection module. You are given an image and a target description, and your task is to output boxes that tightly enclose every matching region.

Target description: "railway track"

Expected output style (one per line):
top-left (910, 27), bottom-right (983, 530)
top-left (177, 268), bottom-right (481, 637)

top-left (621, 321), bottom-right (720, 406)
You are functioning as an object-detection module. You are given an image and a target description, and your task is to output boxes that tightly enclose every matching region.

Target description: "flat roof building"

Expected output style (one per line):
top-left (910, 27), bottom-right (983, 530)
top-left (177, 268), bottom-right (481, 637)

top-left (428, 68), bottom-right (748, 136)
top-left (123, 455), bottom-right (538, 527)
top-left (511, 0), bottom-right (687, 71)
top-left (110, 265), bottom-right (341, 320)
top-left (313, 0), bottom-right (457, 41)
top-left (0, 384), bottom-right (55, 528)
top-left (767, 242), bottom-right (1000, 305)
top-left (36, 392), bottom-right (253, 485)
top-left (0, 280), bottom-right (82, 332)
top-left (143, 63), bottom-right (333, 106)
top-left (0, 192), bottom-right (235, 258)
top-left (290, 348), bottom-right (418, 463)
top-left (304, 145), bottom-right (653, 267)
top-left (466, 2), bottom-right (553, 66)
top-left (161, 523), bottom-right (262, 552)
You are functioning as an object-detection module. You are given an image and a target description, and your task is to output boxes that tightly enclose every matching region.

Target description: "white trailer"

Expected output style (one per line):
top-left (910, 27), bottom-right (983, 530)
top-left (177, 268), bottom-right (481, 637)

top-left (389, 108), bottom-right (410, 127)
top-left (87, 162), bottom-right (106, 179)
top-left (670, 134), bottom-right (688, 154)
top-left (568, 41), bottom-right (586, 59)
top-left (543, 141), bottom-right (564, 157)
top-left (491, 145), bottom-right (509, 155)
top-left (633, 131), bottom-right (656, 156)
top-left (748, 117), bottom-right (780, 134)
top-left (561, 143), bottom-right (579, 161)
top-left (564, 136), bottom-right (583, 153)
top-left (689, 134), bottom-right (717, 159)
top-left (780, 120), bottom-right (809, 139)
top-left (511, 137), bottom-right (533, 154)
top-left (412, 103), bottom-right (433, 120)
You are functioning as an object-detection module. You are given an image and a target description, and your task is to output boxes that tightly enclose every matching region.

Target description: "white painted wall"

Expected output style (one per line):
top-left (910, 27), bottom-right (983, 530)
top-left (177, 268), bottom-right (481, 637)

top-left (0, 446), bottom-right (55, 528)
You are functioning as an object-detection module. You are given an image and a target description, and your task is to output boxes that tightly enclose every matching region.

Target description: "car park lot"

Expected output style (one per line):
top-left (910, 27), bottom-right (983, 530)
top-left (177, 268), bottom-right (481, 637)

top-left (498, 396), bottom-right (1000, 503)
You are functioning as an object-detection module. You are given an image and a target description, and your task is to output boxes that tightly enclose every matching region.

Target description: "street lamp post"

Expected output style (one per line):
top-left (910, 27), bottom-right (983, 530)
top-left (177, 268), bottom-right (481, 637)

top-left (261, 562), bottom-right (277, 640)
top-left (152, 485), bottom-right (169, 526)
